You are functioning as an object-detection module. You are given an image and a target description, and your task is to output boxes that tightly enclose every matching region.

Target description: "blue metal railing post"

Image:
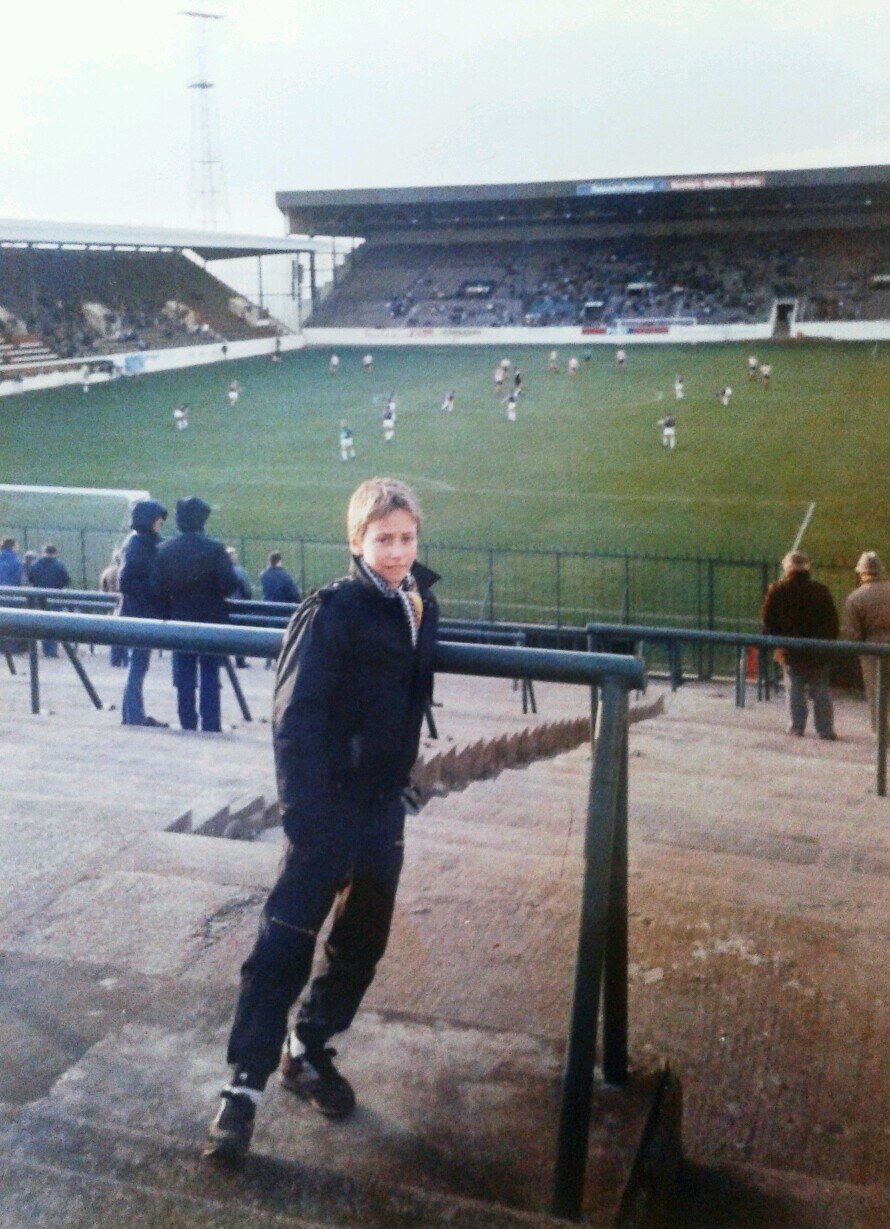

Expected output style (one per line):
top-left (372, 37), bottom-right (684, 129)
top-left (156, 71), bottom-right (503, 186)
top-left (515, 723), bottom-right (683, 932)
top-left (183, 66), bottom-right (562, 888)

top-left (603, 702), bottom-right (629, 1086)
top-left (552, 677), bottom-right (626, 1220)
top-left (735, 644), bottom-right (746, 708)
top-left (587, 632), bottom-right (599, 736)
top-left (60, 641), bottom-right (103, 709)
top-left (29, 639), bottom-right (40, 714)
top-left (222, 657), bottom-right (252, 722)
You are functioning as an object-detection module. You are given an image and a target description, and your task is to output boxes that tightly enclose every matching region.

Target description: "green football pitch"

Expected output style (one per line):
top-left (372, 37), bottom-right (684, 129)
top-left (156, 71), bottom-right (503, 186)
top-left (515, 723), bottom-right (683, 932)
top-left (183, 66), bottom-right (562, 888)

top-left (1, 341), bottom-right (887, 569)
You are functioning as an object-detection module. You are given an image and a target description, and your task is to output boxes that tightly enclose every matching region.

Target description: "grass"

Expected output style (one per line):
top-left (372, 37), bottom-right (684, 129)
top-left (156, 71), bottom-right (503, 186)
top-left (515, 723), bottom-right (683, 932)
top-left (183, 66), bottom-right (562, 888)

top-left (1, 341), bottom-right (887, 616)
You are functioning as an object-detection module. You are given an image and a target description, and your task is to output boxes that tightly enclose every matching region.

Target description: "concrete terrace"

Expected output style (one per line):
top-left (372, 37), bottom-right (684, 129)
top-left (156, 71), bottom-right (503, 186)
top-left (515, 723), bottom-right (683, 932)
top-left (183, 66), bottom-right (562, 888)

top-left (0, 647), bottom-right (887, 1227)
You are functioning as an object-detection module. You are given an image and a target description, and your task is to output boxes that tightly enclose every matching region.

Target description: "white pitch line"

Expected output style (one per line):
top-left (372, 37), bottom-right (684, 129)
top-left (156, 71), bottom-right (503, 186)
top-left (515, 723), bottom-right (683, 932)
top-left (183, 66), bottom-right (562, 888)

top-left (791, 501), bottom-right (816, 551)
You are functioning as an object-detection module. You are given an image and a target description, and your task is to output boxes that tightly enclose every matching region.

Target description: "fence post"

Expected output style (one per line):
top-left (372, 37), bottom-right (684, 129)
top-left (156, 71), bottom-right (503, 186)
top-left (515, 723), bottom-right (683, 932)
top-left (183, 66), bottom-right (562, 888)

top-left (299, 538), bottom-right (307, 595)
top-left (706, 560), bottom-right (716, 679)
top-left (487, 549), bottom-right (495, 622)
top-left (80, 529), bottom-right (88, 588)
top-left (555, 551), bottom-right (562, 628)
top-left (735, 643), bottom-right (747, 707)
top-left (877, 657), bottom-right (887, 799)
top-left (696, 557), bottom-right (704, 679)
top-left (552, 678), bottom-right (626, 1220)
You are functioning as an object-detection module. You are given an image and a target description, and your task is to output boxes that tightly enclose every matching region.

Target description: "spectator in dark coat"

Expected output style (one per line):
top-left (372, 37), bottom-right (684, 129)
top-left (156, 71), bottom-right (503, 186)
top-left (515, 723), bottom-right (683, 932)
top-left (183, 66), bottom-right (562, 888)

top-left (0, 537), bottom-right (22, 587)
top-left (100, 550), bottom-right (129, 668)
top-left (760, 551), bottom-right (839, 739)
top-left (227, 546), bottom-right (253, 668)
top-left (0, 537), bottom-right (23, 656)
top-left (153, 497), bottom-right (239, 732)
top-left (259, 552), bottom-right (301, 605)
top-left (118, 500), bottom-right (168, 726)
top-left (27, 544), bottom-right (71, 657)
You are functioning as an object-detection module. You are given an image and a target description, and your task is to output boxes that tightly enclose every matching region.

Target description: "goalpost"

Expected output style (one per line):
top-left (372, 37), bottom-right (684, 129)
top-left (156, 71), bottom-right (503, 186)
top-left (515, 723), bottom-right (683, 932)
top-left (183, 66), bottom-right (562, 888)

top-left (0, 484), bottom-right (151, 587)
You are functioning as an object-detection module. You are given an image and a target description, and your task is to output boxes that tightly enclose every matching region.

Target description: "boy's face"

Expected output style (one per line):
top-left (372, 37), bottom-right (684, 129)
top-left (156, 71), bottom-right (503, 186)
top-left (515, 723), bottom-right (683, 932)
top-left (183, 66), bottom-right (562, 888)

top-left (356, 508), bottom-right (418, 587)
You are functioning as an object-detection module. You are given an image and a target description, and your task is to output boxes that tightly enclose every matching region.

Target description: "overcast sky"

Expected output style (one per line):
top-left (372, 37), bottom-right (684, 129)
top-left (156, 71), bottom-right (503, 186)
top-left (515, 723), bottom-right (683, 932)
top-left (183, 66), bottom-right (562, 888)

top-left (1, 0), bottom-right (887, 236)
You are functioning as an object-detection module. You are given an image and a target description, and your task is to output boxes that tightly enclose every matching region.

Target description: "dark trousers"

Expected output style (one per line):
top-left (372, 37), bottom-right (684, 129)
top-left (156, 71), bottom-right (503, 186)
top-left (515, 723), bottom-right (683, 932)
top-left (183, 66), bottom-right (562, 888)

top-left (122, 647), bottom-right (151, 724)
top-left (171, 651), bottom-right (222, 732)
top-left (226, 794), bottom-right (405, 1086)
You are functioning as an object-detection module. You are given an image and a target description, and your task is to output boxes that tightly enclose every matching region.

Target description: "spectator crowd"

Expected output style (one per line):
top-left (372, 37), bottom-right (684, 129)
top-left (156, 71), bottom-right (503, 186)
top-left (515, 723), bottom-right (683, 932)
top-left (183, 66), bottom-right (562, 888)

top-left (309, 229), bottom-right (889, 330)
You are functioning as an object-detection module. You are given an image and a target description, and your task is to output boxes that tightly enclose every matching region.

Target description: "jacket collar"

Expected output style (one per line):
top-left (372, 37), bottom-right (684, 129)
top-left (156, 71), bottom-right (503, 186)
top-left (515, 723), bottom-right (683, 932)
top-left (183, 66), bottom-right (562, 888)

top-left (349, 556), bottom-right (439, 592)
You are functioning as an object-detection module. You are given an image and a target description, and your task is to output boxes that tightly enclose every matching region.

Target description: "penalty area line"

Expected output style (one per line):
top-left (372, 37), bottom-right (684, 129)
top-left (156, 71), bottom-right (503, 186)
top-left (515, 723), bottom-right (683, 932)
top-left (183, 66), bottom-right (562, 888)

top-left (790, 501), bottom-right (816, 552)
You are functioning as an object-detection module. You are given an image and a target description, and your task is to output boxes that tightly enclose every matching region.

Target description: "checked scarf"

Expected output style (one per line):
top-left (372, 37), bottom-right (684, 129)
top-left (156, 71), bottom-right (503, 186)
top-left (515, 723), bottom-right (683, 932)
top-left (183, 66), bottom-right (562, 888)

top-left (355, 556), bottom-right (423, 647)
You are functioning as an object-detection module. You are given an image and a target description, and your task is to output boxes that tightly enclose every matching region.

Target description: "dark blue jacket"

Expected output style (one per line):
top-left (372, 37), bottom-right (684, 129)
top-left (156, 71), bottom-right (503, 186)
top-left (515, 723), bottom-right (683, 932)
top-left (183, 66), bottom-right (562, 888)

top-left (28, 555), bottom-right (70, 589)
top-left (0, 547), bottom-right (22, 587)
top-left (118, 499), bottom-right (168, 618)
top-left (272, 559), bottom-right (439, 842)
top-left (231, 565), bottom-right (253, 600)
top-left (152, 497), bottom-right (238, 624)
top-left (260, 564), bottom-right (301, 605)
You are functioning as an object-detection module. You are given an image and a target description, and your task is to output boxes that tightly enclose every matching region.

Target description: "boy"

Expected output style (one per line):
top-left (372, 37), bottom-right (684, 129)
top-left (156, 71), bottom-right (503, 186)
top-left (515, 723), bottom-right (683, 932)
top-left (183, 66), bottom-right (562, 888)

top-left (673, 373), bottom-right (684, 401)
top-left (227, 379), bottom-right (240, 406)
top-left (506, 391), bottom-right (518, 421)
top-left (204, 478), bottom-right (439, 1163)
top-left (440, 390), bottom-right (455, 413)
top-left (382, 405), bottom-right (396, 441)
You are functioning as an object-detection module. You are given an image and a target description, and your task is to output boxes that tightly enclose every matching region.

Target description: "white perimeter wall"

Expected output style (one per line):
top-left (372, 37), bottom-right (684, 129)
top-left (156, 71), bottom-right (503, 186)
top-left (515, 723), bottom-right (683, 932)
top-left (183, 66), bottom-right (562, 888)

top-left (303, 321), bottom-right (889, 347)
top-left (303, 323), bottom-right (776, 347)
top-left (792, 321), bottom-right (890, 341)
top-left (0, 334), bottom-right (305, 398)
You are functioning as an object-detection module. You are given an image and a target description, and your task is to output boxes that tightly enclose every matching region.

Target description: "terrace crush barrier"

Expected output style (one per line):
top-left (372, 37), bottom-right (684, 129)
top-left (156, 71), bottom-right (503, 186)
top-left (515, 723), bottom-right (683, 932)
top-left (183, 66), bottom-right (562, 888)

top-left (0, 603), bottom-right (644, 1222)
top-left (3, 586), bottom-right (886, 793)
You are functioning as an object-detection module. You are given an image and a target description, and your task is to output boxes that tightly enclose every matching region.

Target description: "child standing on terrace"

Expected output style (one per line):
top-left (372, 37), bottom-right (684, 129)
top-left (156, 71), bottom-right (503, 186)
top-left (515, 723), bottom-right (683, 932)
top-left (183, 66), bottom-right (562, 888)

top-left (205, 478), bottom-right (439, 1164)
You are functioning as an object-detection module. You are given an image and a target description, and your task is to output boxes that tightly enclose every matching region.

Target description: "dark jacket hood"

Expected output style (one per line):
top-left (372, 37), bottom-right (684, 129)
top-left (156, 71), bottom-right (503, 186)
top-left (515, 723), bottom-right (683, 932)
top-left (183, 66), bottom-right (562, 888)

top-left (175, 497), bottom-right (211, 532)
top-left (130, 499), bottom-right (168, 533)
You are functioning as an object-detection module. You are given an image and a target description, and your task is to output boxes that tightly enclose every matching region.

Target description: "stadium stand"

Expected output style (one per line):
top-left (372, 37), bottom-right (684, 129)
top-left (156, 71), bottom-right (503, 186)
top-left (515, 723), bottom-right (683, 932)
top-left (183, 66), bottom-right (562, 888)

top-left (0, 249), bottom-right (275, 359)
top-left (277, 165), bottom-right (890, 333)
top-left (305, 229), bottom-right (889, 330)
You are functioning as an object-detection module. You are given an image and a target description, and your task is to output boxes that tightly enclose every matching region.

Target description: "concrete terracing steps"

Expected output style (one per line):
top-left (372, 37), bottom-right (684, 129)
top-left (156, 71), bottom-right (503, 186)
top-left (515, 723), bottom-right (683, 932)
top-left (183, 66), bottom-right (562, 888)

top-left (0, 1012), bottom-right (674, 1229)
top-left (3, 652), bottom-right (887, 1226)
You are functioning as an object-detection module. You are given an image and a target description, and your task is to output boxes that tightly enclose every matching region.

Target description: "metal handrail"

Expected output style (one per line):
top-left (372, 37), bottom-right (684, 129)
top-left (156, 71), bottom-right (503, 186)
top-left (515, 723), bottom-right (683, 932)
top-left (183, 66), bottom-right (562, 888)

top-left (0, 604), bottom-right (642, 1222)
top-left (587, 621), bottom-right (890, 796)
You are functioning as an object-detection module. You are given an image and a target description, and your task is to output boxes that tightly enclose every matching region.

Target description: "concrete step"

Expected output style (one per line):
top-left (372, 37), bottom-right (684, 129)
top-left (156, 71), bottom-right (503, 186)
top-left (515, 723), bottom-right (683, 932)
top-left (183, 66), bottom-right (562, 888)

top-left (674, 1159), bottom-right (889, 1228)
top-left (0, 1017), bottom-right (678, 1229)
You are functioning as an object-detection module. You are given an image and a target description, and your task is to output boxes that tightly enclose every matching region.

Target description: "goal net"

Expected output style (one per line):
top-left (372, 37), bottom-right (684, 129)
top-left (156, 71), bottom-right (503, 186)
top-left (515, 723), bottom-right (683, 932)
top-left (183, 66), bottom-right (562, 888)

top-left (0, 484), bottom-right (150, 588)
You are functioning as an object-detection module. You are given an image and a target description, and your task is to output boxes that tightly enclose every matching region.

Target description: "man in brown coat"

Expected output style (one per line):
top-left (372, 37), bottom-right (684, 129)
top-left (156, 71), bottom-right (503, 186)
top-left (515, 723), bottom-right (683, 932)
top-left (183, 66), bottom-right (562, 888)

top-left (760, 551), bottom-right (839, 739)
top-left (843, 551), bottom-right (890, 733)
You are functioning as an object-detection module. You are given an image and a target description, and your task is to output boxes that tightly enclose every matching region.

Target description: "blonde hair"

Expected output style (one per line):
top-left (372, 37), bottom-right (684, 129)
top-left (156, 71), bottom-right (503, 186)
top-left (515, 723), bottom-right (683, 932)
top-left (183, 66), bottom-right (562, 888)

top-left (347, 477), bottom-right (421, 548)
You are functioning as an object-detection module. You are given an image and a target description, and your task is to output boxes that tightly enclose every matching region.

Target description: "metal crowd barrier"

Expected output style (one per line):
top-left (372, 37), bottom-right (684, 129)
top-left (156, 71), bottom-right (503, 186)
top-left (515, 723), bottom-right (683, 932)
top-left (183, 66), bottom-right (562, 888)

top-left (0, 603), bottom-right (642, 1221)
top-left (586, 621), bottom-right (890, 797)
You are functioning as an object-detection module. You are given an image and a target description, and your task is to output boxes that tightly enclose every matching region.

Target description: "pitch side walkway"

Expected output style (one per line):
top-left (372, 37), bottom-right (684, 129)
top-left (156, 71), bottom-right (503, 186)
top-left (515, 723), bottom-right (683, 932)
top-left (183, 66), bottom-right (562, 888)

top-left (0, 651), bottom-right (887, 1226)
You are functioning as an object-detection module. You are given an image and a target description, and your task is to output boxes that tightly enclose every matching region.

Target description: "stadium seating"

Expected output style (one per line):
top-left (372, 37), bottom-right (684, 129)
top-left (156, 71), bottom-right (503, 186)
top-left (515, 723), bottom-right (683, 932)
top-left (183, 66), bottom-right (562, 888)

top-left (307, 229), bottom-right (889, 329)
top-left (0, 249), bottom-right (278, 363)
